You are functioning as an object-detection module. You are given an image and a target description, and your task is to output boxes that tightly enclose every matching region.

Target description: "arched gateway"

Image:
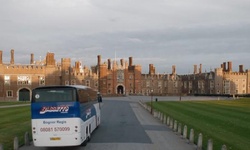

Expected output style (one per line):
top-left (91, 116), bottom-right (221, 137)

top-left (18, 88), bottom-right (30, 101)
top-left (117, 85), bottom-right (125, 95)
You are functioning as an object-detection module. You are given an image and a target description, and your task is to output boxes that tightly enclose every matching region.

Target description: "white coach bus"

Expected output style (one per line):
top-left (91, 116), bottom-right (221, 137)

top-left (31, 85), bottom-right (101, 147)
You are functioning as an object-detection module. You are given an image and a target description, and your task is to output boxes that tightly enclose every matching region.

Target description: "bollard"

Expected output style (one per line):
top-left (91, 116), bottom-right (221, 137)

top-left (167, 116), bottom-right (170, 126)
top-left (25, 132), bottom-right (30, 146)
top-left (163, 115), bottom-right (167, 124)
top-left (178, 123), bottom-right (182, 134)
top-left (174, 120), bottom-right (178, 132)
top-left (0, 144), bottom-right (3, 150)
top-left (189, 129), bottom-right (194, 144)
top-left (183, 125), bottom-right (187, 139)
top-left (14, 136), bottom-right (19, 150)
top-left (207, 139), bottom-right (213, 150)
top-left (170, 118), bottom-right (173, 129)
top-left (153, 111), bottom-right (157, 118)
top-left (197, 133), bottom-right (203, 150)
top-left (158, 112), bottom-right (161, 120)
top-left (160, 113), bottom-right (164, 122)
top-left (221, 145), bottom-right (227, 150)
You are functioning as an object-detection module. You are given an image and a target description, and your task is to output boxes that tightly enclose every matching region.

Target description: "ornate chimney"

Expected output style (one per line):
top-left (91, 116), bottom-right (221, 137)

top-left (10, 49), bottom-right (14, 64)
top-left (30, 53), bottom-right (34, 64)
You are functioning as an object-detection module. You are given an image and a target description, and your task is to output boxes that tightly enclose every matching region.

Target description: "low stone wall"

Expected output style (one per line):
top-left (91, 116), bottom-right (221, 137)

top-left (138, 100), bottom-right (228, 150)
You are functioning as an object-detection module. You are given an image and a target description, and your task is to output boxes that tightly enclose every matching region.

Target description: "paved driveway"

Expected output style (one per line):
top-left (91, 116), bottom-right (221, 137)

top-left (20, 96), bottom-right (198, 150)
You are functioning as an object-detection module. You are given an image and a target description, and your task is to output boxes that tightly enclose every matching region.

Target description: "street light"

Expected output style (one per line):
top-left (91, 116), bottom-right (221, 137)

top-left (151, 89), bottom-right (153, 114)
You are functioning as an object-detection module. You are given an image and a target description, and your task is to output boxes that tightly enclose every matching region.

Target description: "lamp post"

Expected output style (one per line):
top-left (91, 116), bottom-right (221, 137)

top-left (150, 89), bottom-right (153, 114)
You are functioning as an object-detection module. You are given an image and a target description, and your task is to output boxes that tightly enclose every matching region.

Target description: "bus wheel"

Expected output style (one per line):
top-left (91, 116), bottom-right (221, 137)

top-left (87, 135), bottom-right (91, 142)
top-left (81, 140), bottom-right (87, 147)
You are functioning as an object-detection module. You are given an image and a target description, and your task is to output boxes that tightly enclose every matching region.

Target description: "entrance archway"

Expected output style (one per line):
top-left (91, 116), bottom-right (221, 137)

top-left (19, 88), bottom-right (30, 101)
top-left (117, 85), bottom-right (124, 95)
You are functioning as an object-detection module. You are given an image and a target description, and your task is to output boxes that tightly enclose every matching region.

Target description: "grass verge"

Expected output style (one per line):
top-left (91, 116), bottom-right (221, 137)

top-left (0, 105), bottom-right (31, 150)
top-left (0, 101), bottom-right (30, 106)
top-left (149, 98), bottom-right (250, 150)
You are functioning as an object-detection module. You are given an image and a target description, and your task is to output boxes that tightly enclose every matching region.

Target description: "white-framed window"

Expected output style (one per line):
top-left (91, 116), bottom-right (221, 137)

top-left (158, 81), bottom-right (162, 87)
top-left (4, 75), bottom-right (10, 85)
top-left (17, 76), bottom-right (31, 85)
top-left (39, 76), bottom-right (45, 85)
top-left (86, 80), bottom-right (90, 86)
top-left (6, 90), bottom-right (13, 97)
top-left (71, 79), bottom-right (76, 85)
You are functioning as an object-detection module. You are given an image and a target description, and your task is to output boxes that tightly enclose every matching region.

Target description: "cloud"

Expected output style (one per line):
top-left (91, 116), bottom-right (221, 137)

top-left (0, 0), bottom-right (250, 74)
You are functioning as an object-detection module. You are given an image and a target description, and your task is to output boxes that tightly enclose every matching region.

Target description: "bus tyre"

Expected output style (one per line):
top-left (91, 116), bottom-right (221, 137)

top-left (87, 135), bottom-right (91, 142)
top-left (81, 140), bottom-right (87, 147)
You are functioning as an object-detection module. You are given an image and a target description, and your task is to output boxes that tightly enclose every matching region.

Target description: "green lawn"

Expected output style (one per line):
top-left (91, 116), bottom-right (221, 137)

top-left (0, 105), bottom-right (31, 150)
top-left (0, 101), bottom-right (30, 106)
top-left (150, 98), bottom-right (250, 150)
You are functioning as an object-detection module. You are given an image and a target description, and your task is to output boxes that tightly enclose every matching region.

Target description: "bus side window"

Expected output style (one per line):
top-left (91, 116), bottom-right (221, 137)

top-left (78, 89), bottom-right (88, 103)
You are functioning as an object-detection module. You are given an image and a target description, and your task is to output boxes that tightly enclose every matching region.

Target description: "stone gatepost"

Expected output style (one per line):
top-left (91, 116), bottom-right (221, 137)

top-left (170, 118), bottom-right (173, 129)
top-left (207, 139), bottom-right (213, 150)
top-left (167, 116), bottom-right (170, 126)
top-left (14, 136), bottom-right (18, 150)
top-left (189, 129), bottom-right (194, 144)
top-left (178, 123), bottom-right (182, 134)
top-left (163, 115), bottom-right (167, 124)
top-left (174, 120), bottom-right (178, 132)
top-left (197, 133), bottom-right (203, 150)
top-left (25, 132), bottom-right (30, 146)
top-left (221, 145), bottom-right (227, 150)
top-left (183, 125), bottom-right (187, 139)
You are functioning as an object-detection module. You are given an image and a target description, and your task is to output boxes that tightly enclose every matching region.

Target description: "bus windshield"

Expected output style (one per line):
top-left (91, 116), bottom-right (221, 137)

top-left (32, 87), bottom-right (77, 102)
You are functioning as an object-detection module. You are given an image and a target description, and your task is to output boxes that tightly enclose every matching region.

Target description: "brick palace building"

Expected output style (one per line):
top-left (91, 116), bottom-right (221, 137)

top-left (0, 50), bottom-right (249, 101)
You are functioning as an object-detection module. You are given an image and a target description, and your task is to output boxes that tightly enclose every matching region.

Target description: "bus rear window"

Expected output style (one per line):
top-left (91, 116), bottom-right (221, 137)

top-left (32, 88), bottom-right (77, 102)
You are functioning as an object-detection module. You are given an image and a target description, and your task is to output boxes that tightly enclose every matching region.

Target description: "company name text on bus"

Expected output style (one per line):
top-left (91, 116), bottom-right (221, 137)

top-left (39, 106), bottom-right (69, 114)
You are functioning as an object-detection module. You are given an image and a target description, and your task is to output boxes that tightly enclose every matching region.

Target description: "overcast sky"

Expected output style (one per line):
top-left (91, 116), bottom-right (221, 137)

top-left (1, 0), bottom-right (250, 74)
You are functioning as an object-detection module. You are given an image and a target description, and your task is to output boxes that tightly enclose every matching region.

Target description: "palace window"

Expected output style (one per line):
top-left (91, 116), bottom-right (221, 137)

top-left (6, 90), bottom-right (13, 97)
top-left (39, 76), bottom-right (45, 85)
top-left (71, 79), bottom-right (76, 85)
top-left (4, 75), bottom-right (10, 85)
top-left (65, 80), bottom-right (69, 85)
top-left (17, 76), bottom-right (31, 85)
top-left (86, 80), bottom-right (90, 86)
top-left (158, 81), bottom-right (162, 87)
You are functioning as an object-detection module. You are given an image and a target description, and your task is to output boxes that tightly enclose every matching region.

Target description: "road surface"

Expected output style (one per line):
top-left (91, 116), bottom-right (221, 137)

top-left (20, 96), bottom-right (206, 150)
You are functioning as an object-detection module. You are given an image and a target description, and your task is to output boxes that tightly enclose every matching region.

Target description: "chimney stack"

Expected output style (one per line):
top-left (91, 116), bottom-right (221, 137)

top-left (223, 62), bottom-right (227, 71)
top-left (199, 64), bottom-right (202, 74)
top-left (129, 57), bottom-right (133, 66)
top-left (239, 65), bottom-right (244, 73)
top-left (228, 61), bottom-right (232, 72)
top-left (30, 53), bottom-right (34, 64)
top-left (172, 65), bottom-right (176, 75)
top-left (10, 49), bottom-right (14, 64)
top-left (120, 59), bottom-right (124, 67)
top-left (149, 64), bottom-right (155, 75)
top-left (108, 59), bottom-right (111, 70)
top-left (194, 65), bottom-right (197, 74)
top-left (0, 50), bottom-right (2, 64)
top-left (97, 55), bottom-right (101, 66)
